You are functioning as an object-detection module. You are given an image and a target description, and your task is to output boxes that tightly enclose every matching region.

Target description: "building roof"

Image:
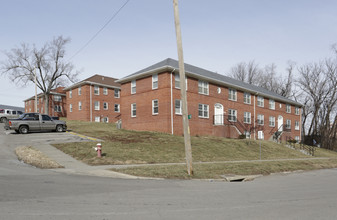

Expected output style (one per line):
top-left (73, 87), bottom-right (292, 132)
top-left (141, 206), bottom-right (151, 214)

top-left (116, 58), bottom-right (302, 107)
top-left (0, 104), bottom-right (25, 112)
top-left (23, 91), bottom-right (66, 102)
top-left (63, 74), bottom-right (120, 91)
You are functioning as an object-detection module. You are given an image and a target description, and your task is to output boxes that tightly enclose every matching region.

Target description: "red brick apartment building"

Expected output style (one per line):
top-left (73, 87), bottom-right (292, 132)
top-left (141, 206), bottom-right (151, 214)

top-left (24, 87), bottom-right (67, 117)
top-left (116, 58), bottom-right (302, 141)
top-left (63, 74), bottom-right (121, 123)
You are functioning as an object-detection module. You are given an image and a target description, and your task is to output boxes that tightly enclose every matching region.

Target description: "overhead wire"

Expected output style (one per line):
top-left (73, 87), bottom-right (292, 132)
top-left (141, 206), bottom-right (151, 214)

top-left (68, 0), bottom-right (131, 61)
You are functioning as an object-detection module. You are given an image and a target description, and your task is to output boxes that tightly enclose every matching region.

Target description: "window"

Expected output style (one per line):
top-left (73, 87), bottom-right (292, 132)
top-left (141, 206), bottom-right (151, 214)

top-left (131, 103), bottom-right (136, 117)
top-left (244, 112), bottom-right (251, 124)
top-left (54, 105), bottom-right (62, 112)
top-left (69, 90), bottom-right (72, 98)
top-left (131, 80), bottom-right (136, 94)
top-left (198, 80), bottom-right (209, 95)
top-left (114, 104), bottom-right (120, 112)
top-left (152, 99), bottom-right (159, 115)
top-left (257, 114), bottom-right (264, 125)
top-left (269, 99), bottom-right (275, 110)
top-left (103, 117), bottom-right (109, 123)
top-left (103, 87), bottom-right (108, 95)
top-left (54, 95), bottom-right (62, 102)
top-left (69, 104), bottom-right (73, 112)
top-left (244, 92), bottom-right (251, 104)
top-left (269, 116), bottom-right (275, 127)
top-left (78, 86), bottom-right (81, 95)
top-left (94, 101), bottom-right (100, 110)
top-left (42, 115), bottom-right (52, 121)
top-left (198, 104), bottom-right (209, 118)
top-left (94, 86), bottom-right (99, 95)
top-left (175, 99), bottom-right (182, 115)
top-left (286, 119), bottom-right (291, 129)
top-left (295, 107), bottom-right (300, 115)
top-left (114, 89), bottom-right (120, 98)
top-left (257, 96), bottom-right (264, 107)
top-left (295, 121), bottom-right (300, 130)
top-left (228, 109), bottom-right (237, 122)
top-left (95, 116), bottom-right (100, 122)
top-left (228, 88), bottom-right (237, 101)
top-left (295, 136), bottom-right (300, 142)
top-left (175, 73), bottom-right (180, 89)
top-left (37, 99), bottom-right (39, 105)
top-left (286, 104), bottom-right (291, 113)
top-left (103, 102), bottom-right (108, 110)
top-left (78, 101), bottom-right (82, 110)
top-left (152, 74), bottom-right (158, 89)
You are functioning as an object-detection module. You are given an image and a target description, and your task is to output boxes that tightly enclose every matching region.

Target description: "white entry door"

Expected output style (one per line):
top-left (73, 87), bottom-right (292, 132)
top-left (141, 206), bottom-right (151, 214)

top-left (214, 103), bottom-right (224, 125)
top-left (278, 115), bottom-right (283, 131)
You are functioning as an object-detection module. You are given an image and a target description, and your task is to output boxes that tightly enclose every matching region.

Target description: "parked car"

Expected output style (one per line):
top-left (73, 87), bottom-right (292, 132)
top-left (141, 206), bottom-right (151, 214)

top-left (0, 109), bottom-right (24, 123)
top-left (4, 113), bottom-right (67, 134)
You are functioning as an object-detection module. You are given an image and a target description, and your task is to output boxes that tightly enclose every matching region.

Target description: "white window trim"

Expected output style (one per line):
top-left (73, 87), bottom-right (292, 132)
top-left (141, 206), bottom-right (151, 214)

top-left (69, 90), bottom-right (72, 98)
top-left (175, 99), bottom-right (182, 115)
top-left (269, 116), bottom-right (275, 127)
top-left (114, 104), bottom-right (120, 113)
top-left (152, 74), bottom-right (158, 90)
top-left (78, 87), bottom-right (81, 96)
top-left (131, 103), bottom-right (136, 117)
top-left (257, 114), bottom-right (264, 125)
top-left (94, 86), bottom-right (100, 95)
top-left (114, 89), bottom-right (120, 98)
top-left (131, 80), bottom-right (136, 94)
top-left (103, 87), bottom-right (108, 95)
top-left (103, 102), bottom-right (108, 110)
top-left (95, 116), bottom-right (100, 122)
top-left (78, 101), bottom-right (82, 110)
top-left (286, 104), bottom-right (291, 113)
top-left (244, 92), bottom-right (251, 104)
top-left (244, 112), bottom-right (251, 124)
top-left (94, 101), bottom-right (100, 111)
top-left (152, 99), bottom-right (159, 115)
top-left (295, 121), bottom-right (300, 130)
top-left (198, 104), bottom-right (209, 118)
top-left (198, 80), bottom-right (209, 95)
top-left (257, 96), bottom-right (264, 107)
top-left (228, 88), bottom-right (237, 101)
top-left (295, 107), bottom-right (300, 115)
top-left (69, 104), bottom-right (73, 113)
top-left (286, 119), bottom-right (291, 129)
top-left (269, 99), bottom-right (275, 110)
top-left (228, 109), bottom-right (237, 122)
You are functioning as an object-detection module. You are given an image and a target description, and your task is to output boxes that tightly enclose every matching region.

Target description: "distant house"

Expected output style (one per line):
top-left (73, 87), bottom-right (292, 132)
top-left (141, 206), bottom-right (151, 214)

top-left (63, 74), bottom-right (121, 123)
top-left (24, 87), bottom-right (67, 117)
top-left (116, 58), bottom-right (302, 141)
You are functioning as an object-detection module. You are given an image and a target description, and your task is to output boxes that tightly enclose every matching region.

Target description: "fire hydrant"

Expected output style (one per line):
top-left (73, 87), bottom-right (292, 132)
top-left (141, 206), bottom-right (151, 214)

top-left (96, 143), bottom-right (102, 158)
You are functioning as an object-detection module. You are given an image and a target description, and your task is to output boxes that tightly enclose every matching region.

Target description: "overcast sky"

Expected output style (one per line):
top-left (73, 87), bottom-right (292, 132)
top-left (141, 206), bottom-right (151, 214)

top-left (1, 0), bottom-right (337, 107)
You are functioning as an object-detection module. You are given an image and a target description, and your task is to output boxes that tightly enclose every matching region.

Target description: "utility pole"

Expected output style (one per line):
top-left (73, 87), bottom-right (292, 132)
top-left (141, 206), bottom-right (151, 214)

top-left (34, 67), bottom-right (38, 113)
top-left (173, 0), bottom-right (193, 175)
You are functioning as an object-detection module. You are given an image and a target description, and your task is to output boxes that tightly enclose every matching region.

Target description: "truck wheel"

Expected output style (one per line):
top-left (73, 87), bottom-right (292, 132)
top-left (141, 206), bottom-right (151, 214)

top-left (56, 125), bottom-right (63, 132)
top-left (15, 130), bottom-right (20, 134)
top-left (0, 117), bottom-right (6, 123)
top-left (19, 125), bottom-right (29, 134)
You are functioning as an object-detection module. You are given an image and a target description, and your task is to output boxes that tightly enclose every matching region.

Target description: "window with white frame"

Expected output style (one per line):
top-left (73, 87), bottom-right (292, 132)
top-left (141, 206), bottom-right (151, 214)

top-left (78, 101), bottom-right (82, 110)
top-left (78, 86), bottom-right (81, 95)
top-left (152, 74), bottom-right (158, 89)
top-left (131, 80), bottom-right (136, 94)
top-left (295, 107), bottom-right (300, 115)
top-left (257, 96), bottom-right (264, 107)
top-left (103, 117), bottom-right (109, 123)
top-left (114, 104), bottom-right (120, 112)
top-left (269, 99), bottom-right (275, 110)
top-left (174, 73), bottom-right (187, 90)
top-left (103, 87), bottom-right (108, 95)
top-left (244, 112), bottom-right (251, 124)
top-left (131, 103), bottom-right (136, 117)
top-left (175, 99), bottom-right (182, 115)
top-left (228, 109), bottom-right (237, 122)
top-left (69, 90), bottom-right (72, 98)
top-left (228, 88), bottom-right (237, 101)
top-left (103, 102), bottom-right (108, 110)
top-left (295, 121), bottom-right (300, 130)
top-left (54, 105), bottom-right (62, 112)
top-left (244, 92), bottom-right (251, 104)
top-left (269, 116), bottom-right (275, 127)
top-left (198, 80), bottom-right (209, 95)
top-left (257, 114), bottom-right (264, 125)
top-left (95, 116), bottom-right (100, 122)
top-left (94, 101), bottom-right (100, 110)
top-left (286, 104), bottom-right (291, 113)
top-left (198, 104), bottom-right (209, 118)
top-left (114, 89), bottom-right (120, 98)
top-left (54, 95), bottom-right (62, 102)
top-left (94, 86), bottom-right (99, 95)
top-left (286, 119), bottom-right (291, 129)
top-left (69, 104), bottom-right (73, 112)
top-left (152, 99), bottom-right (159, 115)
top-left (295, 136), bottom-right (300, 142)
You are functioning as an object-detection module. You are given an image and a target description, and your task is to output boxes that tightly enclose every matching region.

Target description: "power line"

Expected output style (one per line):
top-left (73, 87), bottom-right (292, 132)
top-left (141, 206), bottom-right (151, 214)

top-left (68, 0), bottom-right (131, 61)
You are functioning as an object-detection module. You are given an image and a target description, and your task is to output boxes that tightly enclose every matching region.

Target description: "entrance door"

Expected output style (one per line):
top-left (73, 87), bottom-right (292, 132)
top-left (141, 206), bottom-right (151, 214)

top-left (278, 115), bottom-right (283, 131)
top-left (214, 103), bottom-right (223, 125)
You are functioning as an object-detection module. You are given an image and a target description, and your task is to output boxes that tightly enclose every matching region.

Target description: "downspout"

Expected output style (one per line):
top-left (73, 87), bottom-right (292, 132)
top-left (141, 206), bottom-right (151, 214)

top-left (90, 84), bottom-right (92, 122)
top-left (299, 106), bottom-right (302, 142)
top-left (254, 93), bottom-right (258, 140)
top-left (170, 68), bottom-right (176, 135)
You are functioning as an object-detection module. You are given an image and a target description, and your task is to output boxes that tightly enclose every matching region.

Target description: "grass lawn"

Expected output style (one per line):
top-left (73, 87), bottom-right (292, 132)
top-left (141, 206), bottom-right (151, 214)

top-left (54, 119), bottom-right (337, 178)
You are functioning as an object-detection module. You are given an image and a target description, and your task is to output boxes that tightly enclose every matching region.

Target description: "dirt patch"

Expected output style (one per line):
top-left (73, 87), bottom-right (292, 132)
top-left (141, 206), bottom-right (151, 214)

top-left (15, 146), bottom-right (64, 169)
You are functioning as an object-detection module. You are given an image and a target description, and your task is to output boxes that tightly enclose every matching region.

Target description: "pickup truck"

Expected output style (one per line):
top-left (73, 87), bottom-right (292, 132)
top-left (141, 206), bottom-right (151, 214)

top-left (0, 109), bottom-right (24, 123)
top-left (4, 113), bottom-right (67, 134)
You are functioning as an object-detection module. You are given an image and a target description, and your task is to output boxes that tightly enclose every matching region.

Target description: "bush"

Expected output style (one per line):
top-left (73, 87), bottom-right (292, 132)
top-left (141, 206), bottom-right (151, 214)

top-left (238, 134), bottom-right (246, 139)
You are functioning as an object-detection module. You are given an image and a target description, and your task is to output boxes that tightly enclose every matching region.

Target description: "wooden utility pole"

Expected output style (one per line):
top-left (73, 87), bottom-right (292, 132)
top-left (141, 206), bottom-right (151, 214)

top-left (173, 0), bottom-right (193, 175)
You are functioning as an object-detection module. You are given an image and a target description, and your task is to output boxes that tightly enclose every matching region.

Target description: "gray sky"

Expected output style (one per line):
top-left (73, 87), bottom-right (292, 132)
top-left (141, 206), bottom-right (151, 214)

top-left (1, 0), bottom-right (337, 107)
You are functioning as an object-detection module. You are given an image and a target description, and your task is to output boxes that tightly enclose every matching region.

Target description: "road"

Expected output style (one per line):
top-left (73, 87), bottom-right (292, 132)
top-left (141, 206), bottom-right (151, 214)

top-left (1, 125), bottom-right (337, 219)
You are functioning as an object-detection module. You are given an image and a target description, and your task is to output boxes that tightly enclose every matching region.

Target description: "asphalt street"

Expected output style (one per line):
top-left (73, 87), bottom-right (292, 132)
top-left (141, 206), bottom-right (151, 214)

top-left (1, 125), bottom-right (337, 220)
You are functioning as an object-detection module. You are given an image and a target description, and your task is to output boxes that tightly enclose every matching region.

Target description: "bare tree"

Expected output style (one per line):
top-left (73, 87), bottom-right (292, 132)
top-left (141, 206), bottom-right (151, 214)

top-left (1, 36), bottom-right (79, 114)
top-left (229, 60), bottom-right (262, 85)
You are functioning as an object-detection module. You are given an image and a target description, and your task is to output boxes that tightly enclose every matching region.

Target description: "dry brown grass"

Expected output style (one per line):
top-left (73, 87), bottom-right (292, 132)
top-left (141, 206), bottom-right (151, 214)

top-left (15, 146), bottom-right (64, 169)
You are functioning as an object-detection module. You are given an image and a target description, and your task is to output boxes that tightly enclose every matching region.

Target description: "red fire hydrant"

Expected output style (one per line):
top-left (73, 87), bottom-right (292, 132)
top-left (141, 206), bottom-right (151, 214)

top-left (96, 143), bottom-right (102, 158)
